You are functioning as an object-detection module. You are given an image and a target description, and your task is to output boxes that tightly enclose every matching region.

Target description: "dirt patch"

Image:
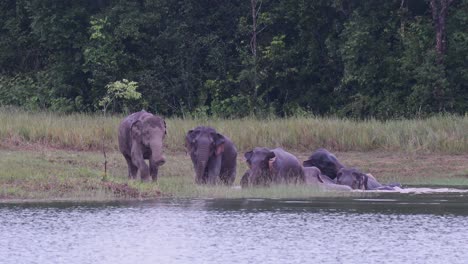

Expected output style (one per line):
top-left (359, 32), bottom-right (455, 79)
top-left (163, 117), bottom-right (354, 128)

top-left (101, 182), bottom-right (161, 198)
top-left (294, 151), bottom-right (468, 181)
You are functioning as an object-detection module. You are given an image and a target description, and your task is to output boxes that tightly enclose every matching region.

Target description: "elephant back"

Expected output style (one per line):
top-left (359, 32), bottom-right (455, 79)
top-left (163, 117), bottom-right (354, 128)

top-left (303, 148), bottom-right (345, 179)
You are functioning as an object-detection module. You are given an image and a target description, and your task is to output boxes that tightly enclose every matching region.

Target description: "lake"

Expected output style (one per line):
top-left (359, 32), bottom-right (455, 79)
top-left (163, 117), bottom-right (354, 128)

top-left (2, 192), bottom-right (468, 264)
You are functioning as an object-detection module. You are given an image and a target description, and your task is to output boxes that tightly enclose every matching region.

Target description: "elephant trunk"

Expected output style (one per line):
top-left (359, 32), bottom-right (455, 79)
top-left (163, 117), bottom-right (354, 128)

top-left (195, 143), bottom-right (210, 184)
top-left (196, 161), bottom-right (207, 184)
top-left (150, 141), bottom-right (165, 166)
top-left (250, 167), bottom-right (271, 186)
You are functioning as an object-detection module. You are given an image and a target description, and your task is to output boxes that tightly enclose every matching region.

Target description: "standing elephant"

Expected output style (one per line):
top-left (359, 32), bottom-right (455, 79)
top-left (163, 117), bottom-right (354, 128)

top-left (118, 110), bottom-right (166, 182)
top-left (336, 168), bottom-right (401, 190)
top-left (241, 147), bottom-right (304, 187)
top-left (303, 148), bottom-right (345, 180)
top-left (185, 126), bottom-right (237, 185)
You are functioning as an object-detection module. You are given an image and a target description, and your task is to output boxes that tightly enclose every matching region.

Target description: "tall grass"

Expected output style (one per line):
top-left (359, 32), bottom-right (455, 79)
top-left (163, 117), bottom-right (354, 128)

top-left (1, 107), bottom-right (467, 153)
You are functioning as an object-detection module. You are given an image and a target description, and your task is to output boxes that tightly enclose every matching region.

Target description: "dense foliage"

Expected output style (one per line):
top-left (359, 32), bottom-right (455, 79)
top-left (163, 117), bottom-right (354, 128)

top-left (0, 0), bottom-right (466, 118)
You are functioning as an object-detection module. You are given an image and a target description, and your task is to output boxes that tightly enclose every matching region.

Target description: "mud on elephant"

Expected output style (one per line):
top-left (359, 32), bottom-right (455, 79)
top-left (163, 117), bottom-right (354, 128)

top-left (336, 168), bottom-right (401, 190)
top-left (118, 110), bottom-right (166, 182)
top-left (241, 147), bottom-right (304, 187)
top-left (304, 148), bottom-right (401, 190)
top-left (186, 126), bottom-right (237, 185)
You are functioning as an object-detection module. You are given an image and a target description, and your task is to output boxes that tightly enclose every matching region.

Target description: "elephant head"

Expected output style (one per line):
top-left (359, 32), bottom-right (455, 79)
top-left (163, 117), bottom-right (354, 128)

top-left (243, 147), bottom-right (276, 186)
top-left (130, 115), bottom-right (166, 179)
top-left (335, 167), bottom-right (368, 190)
top-left (303, 148), bottom-right (345, 179)
top-left (186, 127), bottom-right (225, 184)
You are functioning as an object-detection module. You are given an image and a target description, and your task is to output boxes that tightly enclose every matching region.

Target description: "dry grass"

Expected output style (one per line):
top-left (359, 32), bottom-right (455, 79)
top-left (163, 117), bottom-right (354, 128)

top-left (1, 107), bottom-right (467, 201)
top-left (1, 107), bottom-right (467, 153)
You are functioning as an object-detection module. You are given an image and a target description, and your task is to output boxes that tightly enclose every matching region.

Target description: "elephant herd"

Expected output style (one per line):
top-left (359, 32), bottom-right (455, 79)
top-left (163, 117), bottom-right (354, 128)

top-left (118, 111), bottom-right (401, 191)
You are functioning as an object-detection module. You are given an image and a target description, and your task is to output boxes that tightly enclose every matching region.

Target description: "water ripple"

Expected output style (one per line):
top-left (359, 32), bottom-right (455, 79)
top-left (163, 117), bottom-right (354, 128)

top-left (1, 197), bottom-right (468, 264)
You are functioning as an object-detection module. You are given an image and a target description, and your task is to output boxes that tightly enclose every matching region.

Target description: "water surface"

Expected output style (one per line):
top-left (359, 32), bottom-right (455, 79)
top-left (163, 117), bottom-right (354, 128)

top-left (2, 193), bottom-right (468, 264)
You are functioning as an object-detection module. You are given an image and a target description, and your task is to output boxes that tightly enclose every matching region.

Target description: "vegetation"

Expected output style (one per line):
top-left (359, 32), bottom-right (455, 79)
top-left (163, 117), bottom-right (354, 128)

top-left (1, 148), bottom-right (467, 201)
top-left (0, 0), bottom-right (467, 118)
top-left (1, 109), bottom-right (467, 201)
top-left (1, 2), bottom-right (467, 201)
top-left (1, 108), bottom-right (467, 153)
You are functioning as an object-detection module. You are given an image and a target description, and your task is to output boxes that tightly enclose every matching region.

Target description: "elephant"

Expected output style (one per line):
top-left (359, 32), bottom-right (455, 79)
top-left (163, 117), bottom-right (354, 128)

top-left (303, 148), bottom-right (345, 180)
top-left (241, 147), bottom-right (304, 187)
top-left (335, 167), bottom-right (401, 190)
top-left (304, 148), bottom-right (401, 190)
top-left (303, 167), bottom-right (352, 191)
top-left (118, 110), bottom-right (166, 182)
top-left (185, 126), bottom-right (237, 185)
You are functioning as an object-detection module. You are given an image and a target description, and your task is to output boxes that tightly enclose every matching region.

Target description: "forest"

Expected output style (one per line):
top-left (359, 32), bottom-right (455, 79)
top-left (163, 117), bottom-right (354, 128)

top-left (0, 0), bottom-right (466, 119)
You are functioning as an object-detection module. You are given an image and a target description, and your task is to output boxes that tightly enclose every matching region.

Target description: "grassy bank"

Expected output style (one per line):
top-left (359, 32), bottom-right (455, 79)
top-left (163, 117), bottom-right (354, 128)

top-left (0, 108), bottom-right (467, 153)
top-left (1, 148), bottom-right (467, 201)
top-left (1, 108), bottom-right (467, 201)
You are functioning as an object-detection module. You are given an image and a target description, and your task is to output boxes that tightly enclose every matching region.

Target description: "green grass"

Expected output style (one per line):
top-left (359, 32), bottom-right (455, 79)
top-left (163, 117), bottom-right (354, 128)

top-left (1, 107), bottom-right (467, 153)
top-left (1, 108), bottom-right (467, 201)
top-left (1, 149), bottom-right (467, 201)
top-left (0, 149), bottom-right (356, 201)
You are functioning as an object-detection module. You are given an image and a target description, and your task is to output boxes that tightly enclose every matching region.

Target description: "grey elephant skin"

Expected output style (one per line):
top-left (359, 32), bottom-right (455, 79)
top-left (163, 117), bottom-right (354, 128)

top-left (304, 148), bottom-right (400, 190)
top-left (336, 167), bottom-right (401, 190)
top-left (303, 167), bottom-right (352, 191)
top-left (118, 111), bottom-right (166, 181)
top-left (303, 148), bottom-right (345, 180)
top-left (186, 126), bottom-right (237, 185)
top-left (241, 147), bottom-right (304, 187)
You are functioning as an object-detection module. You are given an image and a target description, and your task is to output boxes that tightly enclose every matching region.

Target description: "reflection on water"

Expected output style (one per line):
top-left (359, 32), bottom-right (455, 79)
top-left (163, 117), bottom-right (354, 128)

top-left (1, 193), bottom-right (468, 264)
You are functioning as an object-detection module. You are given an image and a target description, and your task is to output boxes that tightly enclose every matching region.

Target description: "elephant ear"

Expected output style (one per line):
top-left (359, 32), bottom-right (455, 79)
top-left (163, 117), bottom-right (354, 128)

top-left (266, 151), bottom-right (276, 171)
top-left (214, 133), bottom-right (225, 156)
top-left (131, 120), bottom-right (143, 141)
top-left (185, 129), bottom-right (198, 151)
top-left (244, 150), bottom-right (253, 166)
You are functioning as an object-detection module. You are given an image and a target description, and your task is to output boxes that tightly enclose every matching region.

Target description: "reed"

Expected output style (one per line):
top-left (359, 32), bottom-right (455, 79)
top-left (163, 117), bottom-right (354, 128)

top-left (1, 107), bottom-right (467, 153)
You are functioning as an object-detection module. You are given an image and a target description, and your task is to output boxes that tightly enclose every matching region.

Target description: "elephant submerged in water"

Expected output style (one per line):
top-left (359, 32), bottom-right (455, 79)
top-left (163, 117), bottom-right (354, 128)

top-left (186, 126), bottom-right (237, 185)
top-left (302, 148), bottom-right (344, 180)
top-left (118, 110), bottom-right (166, 182)
top-left (303, 167), bottom-right (352, 191)
top-left (241, 147), bottom-right (304, 187)
top-left (336, 168), bottom-right (401, 190)
top-left (304, 148), bottom-right (401, 190)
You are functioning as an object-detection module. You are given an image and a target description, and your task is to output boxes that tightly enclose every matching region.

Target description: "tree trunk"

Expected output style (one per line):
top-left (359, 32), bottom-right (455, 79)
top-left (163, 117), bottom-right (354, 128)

top-left (430, 0), bottom-right (454, 63)
top-left (250, 0), bottom-right (259, 112)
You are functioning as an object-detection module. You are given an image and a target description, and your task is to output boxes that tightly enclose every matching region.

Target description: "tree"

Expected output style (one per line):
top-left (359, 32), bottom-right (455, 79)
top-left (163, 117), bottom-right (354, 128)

top-left (430, 0), bottom-right (454, 63)
top-left (98, 79), bottom-right (141, 115)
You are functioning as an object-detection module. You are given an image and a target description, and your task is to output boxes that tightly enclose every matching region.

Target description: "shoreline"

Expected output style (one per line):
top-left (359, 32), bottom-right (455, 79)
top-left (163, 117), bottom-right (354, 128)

top-left (1, 147), bottom-right (467, 202)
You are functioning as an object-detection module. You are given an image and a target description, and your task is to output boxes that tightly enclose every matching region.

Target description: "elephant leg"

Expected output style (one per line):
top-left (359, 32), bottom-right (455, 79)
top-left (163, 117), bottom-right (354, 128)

top-left (240, 170), bottom-right (251, 188)
top-left (149, 159), bottom-right (159, 181)
top-left (131, 144), bottom-right (150, 182)
top-left (124, 155), bottom-right (138, 179)
top-left (226, 168), bottom-right (236, 185)
top-left (132, 158), bottom-right (150, 182)
top-left (219, 166), bottom-right (236, 186)
top-left (206, 156), bottom-right (222, 185)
